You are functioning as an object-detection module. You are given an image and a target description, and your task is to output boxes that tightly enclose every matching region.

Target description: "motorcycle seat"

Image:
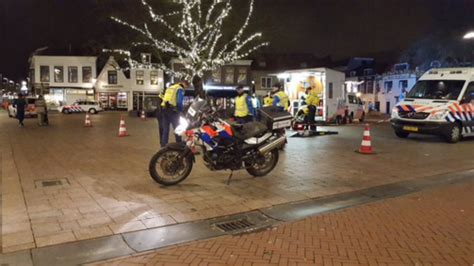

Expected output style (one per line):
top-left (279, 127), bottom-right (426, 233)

top-left (233, 122), bottom-right (268, 140)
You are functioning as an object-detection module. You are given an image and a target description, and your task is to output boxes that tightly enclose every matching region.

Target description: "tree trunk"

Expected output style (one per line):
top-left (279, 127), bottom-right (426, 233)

top-left (192, 75), bottom-right (205, 99)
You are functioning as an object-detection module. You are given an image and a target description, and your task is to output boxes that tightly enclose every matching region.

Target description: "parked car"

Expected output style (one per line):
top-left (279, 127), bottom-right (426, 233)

top-left (59, 100), bottom-right (103, 114)
top-left (7, 97), bottom-right (37, 118)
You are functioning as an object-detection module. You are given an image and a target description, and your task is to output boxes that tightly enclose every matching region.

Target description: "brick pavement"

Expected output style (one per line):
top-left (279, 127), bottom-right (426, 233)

top-left (93, 181), bottom-right (474, 266)
top-left (1, 111), bottom-right (474, 252)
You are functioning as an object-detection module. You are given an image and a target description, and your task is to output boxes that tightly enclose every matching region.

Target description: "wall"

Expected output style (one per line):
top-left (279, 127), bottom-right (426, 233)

top-left (377, 73), bottom-right (418, 114)
top-left (31, 56), bottom-right (97, 89)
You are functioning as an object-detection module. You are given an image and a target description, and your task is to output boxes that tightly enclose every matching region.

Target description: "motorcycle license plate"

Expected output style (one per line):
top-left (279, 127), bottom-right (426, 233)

top-left (273, 120), bottom-right (292, 129)
top-left (187, 107), bottom-right (196, 116)
top-left (403, 126), bottom-right (418, 132)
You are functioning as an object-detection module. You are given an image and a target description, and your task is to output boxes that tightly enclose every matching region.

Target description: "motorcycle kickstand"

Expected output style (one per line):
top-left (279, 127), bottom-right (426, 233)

top-left (226, 171), bottom-right (234, 185)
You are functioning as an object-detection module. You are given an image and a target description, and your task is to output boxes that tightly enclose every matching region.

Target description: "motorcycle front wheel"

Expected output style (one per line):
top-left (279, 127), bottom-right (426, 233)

top-left (149, 148), bottom-right (193, 186)
top-left (246, 149), bottom-right (279, 177)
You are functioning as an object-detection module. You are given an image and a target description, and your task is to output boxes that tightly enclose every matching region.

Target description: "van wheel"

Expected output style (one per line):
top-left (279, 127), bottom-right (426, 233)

top-left (395, 130), bottom-right (409, 138)
top-left (445, 123), bottom-right (461, 143)
top-left (89, 108), bottom-right (97, 114)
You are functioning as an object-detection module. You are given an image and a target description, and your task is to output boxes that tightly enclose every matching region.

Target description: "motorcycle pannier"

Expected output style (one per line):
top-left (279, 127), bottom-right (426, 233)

top-left (258, 106), bottom-right (293, 130)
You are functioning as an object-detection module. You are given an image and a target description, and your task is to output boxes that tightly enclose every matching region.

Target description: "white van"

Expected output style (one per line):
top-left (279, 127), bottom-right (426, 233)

top-left (391, 68), bottom-right (474, 143)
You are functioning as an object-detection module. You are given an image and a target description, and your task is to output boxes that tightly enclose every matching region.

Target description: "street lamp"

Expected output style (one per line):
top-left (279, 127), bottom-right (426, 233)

top-left (463, 31), bottom-right (474, 39)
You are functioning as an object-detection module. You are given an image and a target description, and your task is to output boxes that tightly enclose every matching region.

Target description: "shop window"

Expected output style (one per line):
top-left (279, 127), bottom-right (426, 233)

top-left (150, 71), bottom-right (159, 85)
top-left (212, 68), bottom-right (222, 83)
top-left (68, 67), bottom-right (78, 83)
top-left (384, 81), bottom-right (393, 93)
top-left (237, 68), bottom-right (247, 84)
top-left (108, 70), bottom-right (118, 85)
top-left (224, 67), bottom-right (234, 84)
top-left (40, 66), bottom-right (50, 82)
top-left (328, 82), bottom-right (333, 99)
top-left (54, 66), bottom-right (63, 83)
top-left (261, 77), bottom-right (272, 89)
top-left (136, 70), bottom-right (144, 85)
top-left (82, 67), bottom-right (92, 83)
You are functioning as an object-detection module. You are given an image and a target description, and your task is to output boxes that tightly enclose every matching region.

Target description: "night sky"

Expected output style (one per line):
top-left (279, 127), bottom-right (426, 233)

top-left (0, 0), bottom-right (473, 81)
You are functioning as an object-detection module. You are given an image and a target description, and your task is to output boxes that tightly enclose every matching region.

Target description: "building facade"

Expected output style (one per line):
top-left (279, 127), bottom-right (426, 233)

top-left (29, 55), bottom-right (97, 110)
top-left (95, 56), bottom-right (164, 112)
top-left (376, 68), bottom-right (419, 114)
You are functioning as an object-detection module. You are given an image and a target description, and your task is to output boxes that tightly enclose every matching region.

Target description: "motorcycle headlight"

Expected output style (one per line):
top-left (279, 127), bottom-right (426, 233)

top-left (174, 117), bottom-right (190, 135)
top-left (429, 110), bottom-right (448, 120)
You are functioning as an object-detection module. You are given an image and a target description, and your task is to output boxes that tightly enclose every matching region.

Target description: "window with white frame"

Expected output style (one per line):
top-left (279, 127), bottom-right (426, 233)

top-left (40, 66), bottom-right (50, 82)
top-left (212, 68), bottom-right (222, 83)
top-left (224, 67), bottom-right (234, 84)
top-left (54, 66), bottom-right (64, 83)
top-left (82, 67), bottom-right (92, 83)
top-left (261, 77), bottom-right (272, 89)
top-left (150, 71), bottom-right (159, 85)
top-left (399, 80), bottom-right (408, 90)
top-left (108, 70), bottom-right (118, 84)
top-left (68, 66), bottom-right (78, 83)
top-left (237, 68), bottom-right (247, 84)
top-left (384, 81), bottom-right (393, 93)
top-left (136, 70), bottom-right (144, 85)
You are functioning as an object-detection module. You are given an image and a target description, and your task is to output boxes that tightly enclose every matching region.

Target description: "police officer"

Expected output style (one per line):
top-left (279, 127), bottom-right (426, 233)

top-left (305, 87), bottom-right (320, 131)
top-left (155, 91), bottom-right (165, 146)
top-left (272, 83), bottom-right (289, 110)
top-left (234, 85), bottom-right (255, 124)
top-left (160, 81), bottom-right (187, 147)
top-left (263, 92), bottom-right (273, 107)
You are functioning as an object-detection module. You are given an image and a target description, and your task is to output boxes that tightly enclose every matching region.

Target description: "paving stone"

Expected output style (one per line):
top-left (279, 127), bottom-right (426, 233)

top-left (35, 231), bottom-right (77, 248)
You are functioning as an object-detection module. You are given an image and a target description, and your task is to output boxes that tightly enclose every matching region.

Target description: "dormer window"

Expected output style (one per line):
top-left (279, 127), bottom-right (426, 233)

top-left (141, 53), bottom-right (151, 65)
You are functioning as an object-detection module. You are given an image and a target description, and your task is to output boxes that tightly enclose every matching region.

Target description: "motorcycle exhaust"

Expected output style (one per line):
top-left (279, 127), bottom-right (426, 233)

top-left (258, 136), bottom-right (286, 155)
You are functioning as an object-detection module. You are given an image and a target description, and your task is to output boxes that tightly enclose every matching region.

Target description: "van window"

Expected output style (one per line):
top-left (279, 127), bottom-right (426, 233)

top-left (463, 82), bottom-right (474, 103)
top-left (407, 80), bottom-right (465, 100)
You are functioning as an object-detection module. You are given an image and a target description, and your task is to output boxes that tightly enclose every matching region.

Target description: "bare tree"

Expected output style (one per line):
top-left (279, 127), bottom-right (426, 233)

top-left (110, 0), bottom-right (268, 98)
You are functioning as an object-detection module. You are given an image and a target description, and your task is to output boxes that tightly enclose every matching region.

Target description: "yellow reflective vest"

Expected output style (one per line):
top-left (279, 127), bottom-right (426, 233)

top-left (263, 96), bottom-right (273, 107)
top-left (274, 91), bottom-right (289, 110)
top-left (235, 94), bottom-right (249, 117)
top-left (306, 92), bottom-right (320, 106)
top-left (161, 84), bottom-right (182, 107)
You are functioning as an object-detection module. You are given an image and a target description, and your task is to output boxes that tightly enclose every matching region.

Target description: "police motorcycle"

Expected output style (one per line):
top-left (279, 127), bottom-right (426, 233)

top-left (148, 98), bottom-right (292, 186)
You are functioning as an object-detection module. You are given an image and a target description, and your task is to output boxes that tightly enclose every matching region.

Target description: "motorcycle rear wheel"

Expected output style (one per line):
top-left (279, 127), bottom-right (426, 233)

top-left (246, 149), bottom-right (279, 177)
top-left (149, 148), bottom-right (193, 186)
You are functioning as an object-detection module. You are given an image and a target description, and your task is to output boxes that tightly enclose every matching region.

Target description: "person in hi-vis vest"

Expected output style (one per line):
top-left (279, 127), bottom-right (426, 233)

top-left (233, 85), bottom-right (255, 124)
top-left (272, 83), bottom-right (289, 110)
top-left (263, 91), bottom-right (273, 107)
top-left (305, 87), bottom-right (320, 131)
top-left (160, 81), bottom-right (188, 147)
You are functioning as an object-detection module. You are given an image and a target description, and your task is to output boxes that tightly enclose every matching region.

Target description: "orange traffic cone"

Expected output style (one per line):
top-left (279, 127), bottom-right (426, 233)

top-left (357, 124), bottom-right (374, 154)
top-left (84, 113), bottom-right (92, 127)
top-left (140, 110), bottom-right (147, 121)
top-left (118, 115), bottom-right (129, 137)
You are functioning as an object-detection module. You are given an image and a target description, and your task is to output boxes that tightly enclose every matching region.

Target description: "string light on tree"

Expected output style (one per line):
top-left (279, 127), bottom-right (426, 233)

top-left (110, 0), bottom-right (268, 98)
